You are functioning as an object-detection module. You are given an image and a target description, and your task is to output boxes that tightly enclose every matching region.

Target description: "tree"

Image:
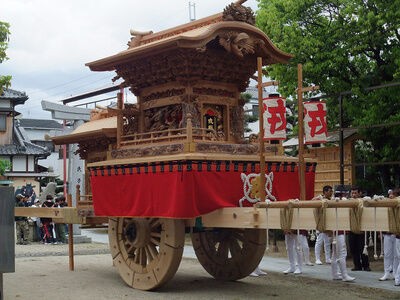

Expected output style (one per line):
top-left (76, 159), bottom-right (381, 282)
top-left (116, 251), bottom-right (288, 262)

top-left (0, 21), bottom-right (11, 93)
top-left (256, 0), bottom-right (400, 193)
top-left (0, 159), bottom-right (11, 176)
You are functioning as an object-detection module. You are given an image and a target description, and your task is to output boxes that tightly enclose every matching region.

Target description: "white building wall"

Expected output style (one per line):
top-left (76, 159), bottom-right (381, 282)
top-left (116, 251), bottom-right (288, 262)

top-left (12, 156), bottom-right (26, 171)
top-left (28, 156), bottom-right (34, 171)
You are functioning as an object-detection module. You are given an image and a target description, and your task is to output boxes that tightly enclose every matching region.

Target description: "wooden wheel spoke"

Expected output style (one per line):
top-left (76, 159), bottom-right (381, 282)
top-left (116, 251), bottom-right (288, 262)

top-left (150, 218), bottom-right (161, 230)
top-left (133, 248), bottom-right (141, 265)
top-left (139, 247), bottom-right (147, 267)
top-left (126, 243), bottom-right (136, 256)
top-left (147, 243), bottom-right (159, 260)
top-left (216, 240), bottom-right (229, 259)
top-left (231, 231), bottom-right (244, 243)
top-left (229, 238), bottom-right (242, 256)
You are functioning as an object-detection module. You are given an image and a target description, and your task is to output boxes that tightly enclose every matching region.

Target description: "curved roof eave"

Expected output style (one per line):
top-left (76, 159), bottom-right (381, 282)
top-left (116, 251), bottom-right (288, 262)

top-left (86, 21), bottom-right (292, 72)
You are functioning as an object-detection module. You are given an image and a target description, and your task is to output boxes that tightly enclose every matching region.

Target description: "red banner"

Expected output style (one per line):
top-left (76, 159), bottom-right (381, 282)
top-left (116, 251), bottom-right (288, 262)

top-left (89, 161), bottom-right (315, 218)
top-left (304, 101), bottom-right (327, 144)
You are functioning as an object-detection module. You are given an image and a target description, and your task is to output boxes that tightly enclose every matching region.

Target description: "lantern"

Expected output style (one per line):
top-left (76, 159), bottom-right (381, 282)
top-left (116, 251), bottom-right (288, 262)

top-left (304, 100), bottom-right (327, 144)
top-left (262, 94), bottom-right (286, 140)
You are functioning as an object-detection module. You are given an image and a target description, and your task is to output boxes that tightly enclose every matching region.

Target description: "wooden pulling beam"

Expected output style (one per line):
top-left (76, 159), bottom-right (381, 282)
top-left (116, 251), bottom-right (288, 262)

top-left (199, 197), bottom-right (400, 231)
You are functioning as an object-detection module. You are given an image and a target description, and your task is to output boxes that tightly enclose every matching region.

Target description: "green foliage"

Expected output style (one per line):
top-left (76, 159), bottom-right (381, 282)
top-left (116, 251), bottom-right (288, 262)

top-left (0, 21), bottom-right (11, 93)
top-left (257, 0), bottom-right (400, 193)
top-left (0, 159), bottom-right (11, 175)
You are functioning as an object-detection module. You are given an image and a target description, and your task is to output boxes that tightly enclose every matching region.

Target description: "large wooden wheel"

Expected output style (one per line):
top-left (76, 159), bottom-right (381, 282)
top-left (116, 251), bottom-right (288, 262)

top-left (191, 228), bottom-right (266, 280)
top-left (108, 217), bottom-right (185, 290)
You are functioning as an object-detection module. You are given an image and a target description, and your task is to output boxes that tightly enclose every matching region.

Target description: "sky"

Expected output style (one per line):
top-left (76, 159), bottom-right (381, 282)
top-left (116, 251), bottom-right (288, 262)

top-left (1, 0), bottom-right (259, 119)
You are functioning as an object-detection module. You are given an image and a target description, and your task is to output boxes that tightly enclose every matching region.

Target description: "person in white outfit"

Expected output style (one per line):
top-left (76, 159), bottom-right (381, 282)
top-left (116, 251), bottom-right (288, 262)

top-left (380, 189), bottom-right (399, 281)
top-left (313, 185), bottom-right (333, 265)
top-left (388, 187), bottom-right (400, 287)
top-left (331, 230), bottom-right (355, 282)
top-left (395, 235), bottom-right (400, 286)
top-left (283, 231), bottom-right (303, 274)
top-left (299, 230), bottom-right (313, 266)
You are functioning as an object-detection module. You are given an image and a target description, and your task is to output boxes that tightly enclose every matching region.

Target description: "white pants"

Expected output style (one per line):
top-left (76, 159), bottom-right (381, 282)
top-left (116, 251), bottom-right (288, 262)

top-left (331, 234), bottom-right (350, 278)
top-left (395, 238), bottom-right (400, 285)
top-left (285, 233), bottom-right (303, 271)
top-left (315, 231), bottom-right (331, 262)
top-left (299, 234), bottom-right (311, 263)
top-left (383, 234), bottom-right (399, 274)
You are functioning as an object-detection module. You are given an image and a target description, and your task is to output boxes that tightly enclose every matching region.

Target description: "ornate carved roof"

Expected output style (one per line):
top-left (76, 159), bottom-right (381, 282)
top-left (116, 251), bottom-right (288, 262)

top-left (86, 2), bottom-right (292, 73)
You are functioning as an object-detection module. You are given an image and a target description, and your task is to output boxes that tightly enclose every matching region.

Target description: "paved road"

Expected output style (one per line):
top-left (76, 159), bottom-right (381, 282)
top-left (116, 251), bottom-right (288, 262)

top-left (80, 228), bottom-right (399, 293)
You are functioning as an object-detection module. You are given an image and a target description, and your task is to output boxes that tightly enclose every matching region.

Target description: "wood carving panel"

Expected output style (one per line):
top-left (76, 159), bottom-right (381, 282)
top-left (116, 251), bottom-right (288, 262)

top-left (111, 143), bottom-right (185, 159)
top-left (115, 48), bottom-right (257, 95)
top-left (143, 104), bottom-right (183, 132)
top-left (77, 138), bottom-right (115, 160)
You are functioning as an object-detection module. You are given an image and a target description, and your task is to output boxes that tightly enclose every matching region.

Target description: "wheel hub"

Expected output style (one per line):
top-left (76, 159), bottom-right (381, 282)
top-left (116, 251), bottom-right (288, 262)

top-left (124, 219), bottom-right (151, 248)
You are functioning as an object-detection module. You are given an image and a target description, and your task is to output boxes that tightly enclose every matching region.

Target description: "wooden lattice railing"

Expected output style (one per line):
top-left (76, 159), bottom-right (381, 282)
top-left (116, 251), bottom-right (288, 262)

top-left (76, 184), bottom-right (93, 209)
top-left (117, 113), bottom-right (219, 148)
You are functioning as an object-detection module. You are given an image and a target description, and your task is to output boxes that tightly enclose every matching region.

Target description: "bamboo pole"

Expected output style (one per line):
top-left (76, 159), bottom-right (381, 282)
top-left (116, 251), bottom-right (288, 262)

top-left (297, 64), bottom-right (306, 200)
top-left (257, 57), bottom-right (266, 202)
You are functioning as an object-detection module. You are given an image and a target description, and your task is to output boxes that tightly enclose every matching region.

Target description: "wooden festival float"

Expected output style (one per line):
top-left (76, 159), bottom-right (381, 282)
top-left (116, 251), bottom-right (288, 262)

top-left (15, 0), bottom-right (400, 291)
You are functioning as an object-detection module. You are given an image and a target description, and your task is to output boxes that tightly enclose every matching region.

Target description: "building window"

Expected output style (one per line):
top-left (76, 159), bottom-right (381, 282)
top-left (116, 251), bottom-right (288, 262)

top-left (0, 114), bottom-right (6, 131)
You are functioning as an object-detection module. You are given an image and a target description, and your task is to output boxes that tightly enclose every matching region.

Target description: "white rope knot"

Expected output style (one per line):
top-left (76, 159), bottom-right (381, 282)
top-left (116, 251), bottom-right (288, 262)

top-left (238, 172), bottom-right (276, 207)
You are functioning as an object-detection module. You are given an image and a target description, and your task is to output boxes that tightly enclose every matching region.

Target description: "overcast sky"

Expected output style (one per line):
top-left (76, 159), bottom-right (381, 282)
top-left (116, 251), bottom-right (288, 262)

top-left (1, 0), bottom-right (259, 119)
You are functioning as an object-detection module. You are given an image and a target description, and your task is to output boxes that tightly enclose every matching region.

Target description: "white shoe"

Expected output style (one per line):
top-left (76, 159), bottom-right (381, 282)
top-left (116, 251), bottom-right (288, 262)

top-left (256, 269), bottom-right (268, 276)
top-left (249, 272), bottom-right (259, 277)
top-left (342, 275), bottom-right (355, 282)
top-left (283, 268), bottom-right (295, 274)
top-left (315, 260), bottom-right (323, 265)
top-left (326, 259), bottom-right (332, 264)
top-left (332, 275), bottom-right (342, 280)
top-left (294, 268), bottom-right (302, 275)
top-left (306, 262), bottom-right (314, 266)
top-left (379, 273), bottom-right (391, 281)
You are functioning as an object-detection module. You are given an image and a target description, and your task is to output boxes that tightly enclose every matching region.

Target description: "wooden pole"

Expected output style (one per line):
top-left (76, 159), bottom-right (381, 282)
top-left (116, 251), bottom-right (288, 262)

top-left (297, 64), bottom-right (306, 200)
top-left (257, 57), bottom-right (266, 202)
top-left (116, 92), bottom-right (123, 149)
top-left (67, 194), bottom-right (74, 271)
top-left (0, 273), bottom-right (3, 300)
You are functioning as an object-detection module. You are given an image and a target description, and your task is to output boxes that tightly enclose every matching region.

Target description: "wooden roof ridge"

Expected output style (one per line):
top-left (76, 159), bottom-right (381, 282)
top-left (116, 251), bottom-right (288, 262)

top-left (134, 13), bottom-right (223, 48)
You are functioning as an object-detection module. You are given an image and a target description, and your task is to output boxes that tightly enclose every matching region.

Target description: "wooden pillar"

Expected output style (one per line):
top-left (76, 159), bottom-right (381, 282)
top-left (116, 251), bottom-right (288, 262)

top-left (297, 64), bottom-right (306, 200)
top-left (117, 92), bottom-right (123, 148)
top-left (67, 193), bottom-right (74, 271)
top-left (257, 57), bottom-right (266, 202)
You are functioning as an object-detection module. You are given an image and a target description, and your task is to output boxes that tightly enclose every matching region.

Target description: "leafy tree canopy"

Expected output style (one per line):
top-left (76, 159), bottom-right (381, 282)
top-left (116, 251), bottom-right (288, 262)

top-left (256, 0), bottom-right (400, 192)
top-left (0, 21), bottom-right (11, 93)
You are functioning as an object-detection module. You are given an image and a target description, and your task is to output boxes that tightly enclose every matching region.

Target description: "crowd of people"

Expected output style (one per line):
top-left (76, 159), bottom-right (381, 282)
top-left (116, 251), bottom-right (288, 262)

top-left (15, 193), bottom-right (68, 245)
top-left (275, 185), bottom-right (400, 287)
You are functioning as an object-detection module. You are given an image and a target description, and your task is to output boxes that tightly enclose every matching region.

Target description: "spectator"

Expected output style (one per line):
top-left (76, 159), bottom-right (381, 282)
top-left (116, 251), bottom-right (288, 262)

top-left (348, 186), bottom-right (371, 271)
top-left (29, 199), bottom-right (42, 242)
top-left (41, 195), bottom-right (56, 244)
top-left (15, 194), bottom-right (30, 245)
top-left (54, 196), bottom-right (67, 244)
